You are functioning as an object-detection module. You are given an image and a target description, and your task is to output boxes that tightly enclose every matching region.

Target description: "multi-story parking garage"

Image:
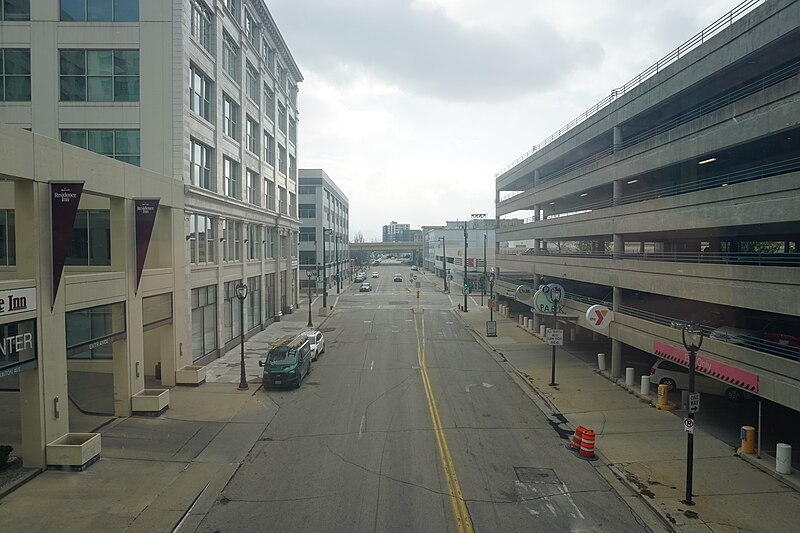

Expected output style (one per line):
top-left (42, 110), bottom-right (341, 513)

top-left (494, 0), bottom-right (800, 411)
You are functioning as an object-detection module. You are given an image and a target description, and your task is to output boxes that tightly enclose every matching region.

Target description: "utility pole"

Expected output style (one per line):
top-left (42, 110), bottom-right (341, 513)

top-left (463, 223), bottom-right (468, 312)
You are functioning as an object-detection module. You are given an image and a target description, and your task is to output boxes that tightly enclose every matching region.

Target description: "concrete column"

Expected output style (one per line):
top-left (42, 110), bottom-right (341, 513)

top-left (613, 126), bottom-right (622, 152)
top-left (613, 179), bottom-right (623, 206)
top-left (613, 234), bottom-right (623, 259)
top-left (533, 169), bottom-right (541, 187)
top-left (611, 287), bottom-right (622, 378)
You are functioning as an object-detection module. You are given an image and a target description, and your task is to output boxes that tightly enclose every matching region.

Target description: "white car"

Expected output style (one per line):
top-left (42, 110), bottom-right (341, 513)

top-left (305, 330), bottom-right (325, 361)
top-left (650, 359), bottom-right (746, 401)
top-left (371, 272), bottom-right (379, 278)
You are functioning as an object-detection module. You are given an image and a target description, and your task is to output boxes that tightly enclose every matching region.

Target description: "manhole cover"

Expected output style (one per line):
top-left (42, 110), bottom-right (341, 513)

top-left (515, 467), bottom-right (561, 484)
top-left (389, 301), bottom-right (409, 305)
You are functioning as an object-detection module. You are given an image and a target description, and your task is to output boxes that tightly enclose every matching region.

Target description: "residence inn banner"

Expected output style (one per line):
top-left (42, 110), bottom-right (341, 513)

top-left (134, 199), bottom-right (159, 293)
top-left (50, 182), bottom-right (84, 308)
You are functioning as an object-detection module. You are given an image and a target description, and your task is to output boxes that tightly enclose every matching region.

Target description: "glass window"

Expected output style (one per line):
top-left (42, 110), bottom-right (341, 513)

top-left (247, 224), bottom-right (262, 260)
top-left (223, 280), bottom-right (242, 343)
top-left (66, 302), bottom-right (126, 359)
top-left (244, 10), bottom-right (258, 47)
top-left (263, 84), bottom-right (274, 120)
top-left (222, 219), bottom-right (241, 262)
top-left (223, 157), bottom-right (240, 199)
top-left (263, 131), bottom-right (274, 165)
top-left (189, 138), bottom-right (212, 189)
top-left (0, 209), bottom-right (15, 266)
top-left (246, 115), bottom-right (258, 154)
top-left (246, 168), bottom-right (259, 205)
top-left (265, 273), bottom-right (275, 319)
top-left (191, 285), bottom-right (217, 361)
top-left (222, 32), bottom-right (239, 83)
top-left (289, 116), bottom-right (297, 144)
top-left (190, 0), bottom-right (212, 52)
top-left (299, 227), bottom-right (315, 243)
top-left (2, 0), bottom-right (30, 21)
top-left (59, 48), bottom-right (139, 102)
top-left (264, 226), bottom-right (274, 258)
top-left (247, 276), bottom-right (261, 330)
top-left (278, 186), bottom-right (287, 214)
top-left (223, 0), bottom-right (238, 20)
top-left (65, 210), bottom-right (111, 266)
top-left (61, 129), bottom-right (140, 166)
top-left (289, 155), bottom-right (296, 181)
top-left (222, 94), bottom-right (239, 139)
top-left (246, 62), bottom-right (259, 103)
top-left (60, 0), bottom-right (138, 21)
top-left (278, 103), bottom-right (286, 132)
top-left (278, 144), bottom-right (287, 174)
top-left (187, 213), bottom-right (215, 265)
top-left (143, 293), bottom-right (172, 328)
top-left (0, 49), bottom-right (31, 101)
top-left (189, 64), bottom-right (212, 120)
top-left (264, 179), bottom-right (275, 212)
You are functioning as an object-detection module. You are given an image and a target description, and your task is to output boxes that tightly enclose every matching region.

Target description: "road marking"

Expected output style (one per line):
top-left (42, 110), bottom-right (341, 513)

top-left (359, 414), bottom-right (365, 440)
top-left (364, 320), bottom-right (372, 323)
top-left (414, 314), bottom-right (473, 533)
top-left (370, 360), bottom-right (374, 371)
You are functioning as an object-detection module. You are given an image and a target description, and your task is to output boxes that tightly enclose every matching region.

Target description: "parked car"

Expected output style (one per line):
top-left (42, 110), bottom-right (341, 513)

top-left (259, 334), bottom-right (312, 388)
top-left (359, 283), bottom-right (372, 292)
top-left (305, 330), bottom-right (325, 361)
top-left (650, 359), bottom-right (747, 401)
top-left (411, 265), bottom-right (418, 271)
top-left (393, 274), bottom-right (403, 282)
top-left (709, 326), bottom-right (759, 347)
top-left (355, 274), bottom-right (365, 283)
top-left (371, 272), bottom-right (379, 278)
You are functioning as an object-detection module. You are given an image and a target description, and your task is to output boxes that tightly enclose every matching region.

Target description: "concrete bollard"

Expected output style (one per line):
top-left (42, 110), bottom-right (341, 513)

top-left (625, 367), bottom-right (635, 387)
top-left (540, 325), bottom-right (546, 336)
top-left (570, 328), bottom-right (577, 342)
top-left (776, 443), bottom-right (792, 474)
top-left (740, 426), bottom-right (757, 454)
top-left (640, 375), bottom-right (650, 396)
top-left (597, 353), bottom-right (606, 371)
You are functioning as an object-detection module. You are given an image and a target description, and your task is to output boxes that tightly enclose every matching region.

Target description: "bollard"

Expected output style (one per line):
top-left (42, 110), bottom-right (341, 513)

top-left (570, 328), bottom-right (577, 342)
top-left (505, 307), bottom-right (510, 318)
top-left (519, 315), bottom-right (524, 326)
top-left (776, 443), bottom-right (792, 474)
top-left (625, 367), bottom-right (635, 387)
top-left (640, 375), bottom-right (650, 396)
top-left (740, 426), bottom-right (757, 454)
top-left (597, 353), bottom-right (606, 371)
top-left (656, 383), bottom-right (673, 410)
top-left (540, 325), bottom-right (546, 336)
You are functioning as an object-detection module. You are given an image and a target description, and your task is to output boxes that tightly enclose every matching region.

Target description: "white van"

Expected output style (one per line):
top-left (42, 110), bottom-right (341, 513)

top-left (650, 359), bottom-right (747, 402)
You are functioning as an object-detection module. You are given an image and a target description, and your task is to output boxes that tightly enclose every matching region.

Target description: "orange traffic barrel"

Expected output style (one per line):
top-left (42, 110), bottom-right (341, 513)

top-left (580, 429), bottom-right (596, 459)
top-left (568, 426), bottom-right (586, 452)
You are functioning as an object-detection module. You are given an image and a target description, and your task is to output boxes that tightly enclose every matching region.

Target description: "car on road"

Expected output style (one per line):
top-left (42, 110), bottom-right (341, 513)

top-left (259, 334), bottom-right (312, 388)
top-left (355, 274), bottom-right (366, 283)
top-left (359, 283), bottom-right (372, 292)
top-left (305, 330), bottom-right (325, 361)
top-left (371, 272), bottom-right (379, 278)
top-left (411, 265), bottom-right (418, 271)
top-left (650, 359), bottom-right (747, 401)
top-left (393, 274), bottom-right (403, 282)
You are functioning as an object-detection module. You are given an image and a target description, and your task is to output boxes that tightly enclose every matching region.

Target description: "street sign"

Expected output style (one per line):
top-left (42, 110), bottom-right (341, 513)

top-left (412, 274), bottom-right (417, 281)
top-left (462, 286), bottom-right (470, 295)
top-left (546, 329), bottom-right (564, 346)
top-left (488, 298), bottom-right (495, 310)
top-left (688, 393), bottom-right (700, 414)
top-left (683, 417), bottom-right (695, 433)
top-left (516, 285), bottom-right (532, 299)
top-left (533, 289), bottom-right (564, 315)
top-left (586, 304), bottom-right (612, 330)
top-left (543, 283), bottom-right (565, 304)
top-left (486, 321), bottom-right (497, 337)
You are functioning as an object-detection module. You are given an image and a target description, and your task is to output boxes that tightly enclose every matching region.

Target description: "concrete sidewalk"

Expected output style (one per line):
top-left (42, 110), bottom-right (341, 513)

top-left (455, 300), bottom-right (800, 533)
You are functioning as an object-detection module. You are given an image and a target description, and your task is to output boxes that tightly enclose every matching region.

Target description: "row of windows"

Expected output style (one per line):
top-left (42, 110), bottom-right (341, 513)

top-left (0, 209), bottom-right (15, 266)
top-left (60, 0), bottom-right (138, 22)
top-left (186, 212), bottom-right (294, 266)
top-left (61, 129), bottom-right (140, 166)
top-left (0, 49), bottom-right (30, 102)
top-left (1, 0), bottom-right (28, 21)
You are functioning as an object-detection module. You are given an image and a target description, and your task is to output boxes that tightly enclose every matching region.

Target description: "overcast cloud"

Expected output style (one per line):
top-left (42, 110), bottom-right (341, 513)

top-left (268, 0), bottom-right (742, 240)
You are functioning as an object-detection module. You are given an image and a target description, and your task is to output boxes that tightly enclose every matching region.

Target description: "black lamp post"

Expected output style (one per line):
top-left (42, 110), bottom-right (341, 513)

top-left (322, 227), bottom-right (332, 308)
top-left (488, 271), bottom-right (495, 322)
top-left (482, 233), bottom-right (487, 306)
top-left (680, 322), bottom-right (704, 506)
top-left (463, 223), bottom-right (468, 312)
top-left (335, 235), bottom-right (341, 294)
top-left (438, 236), bottom-right (447, 292)
top-left (235, 282), bottom-right (248, 391)
top-left (306, 269), bottom-right (315, 327)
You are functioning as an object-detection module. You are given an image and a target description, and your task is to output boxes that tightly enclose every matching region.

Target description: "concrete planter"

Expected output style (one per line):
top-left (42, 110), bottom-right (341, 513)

top-left (176, 365), bottom-right (206, 386)
top-left (132, 388), bottom-right (170, 416)
top-left (46, 433), bottom-right (101, 471)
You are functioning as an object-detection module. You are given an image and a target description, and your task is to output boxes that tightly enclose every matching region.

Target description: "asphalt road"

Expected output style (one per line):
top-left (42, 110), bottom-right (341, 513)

top-left (196, 265), bottom-right (654, 532)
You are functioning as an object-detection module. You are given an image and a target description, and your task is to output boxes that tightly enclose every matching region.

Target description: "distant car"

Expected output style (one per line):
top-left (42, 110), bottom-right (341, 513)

top-left (305, 330), bottom-right (325, 361)
top-left (355, 274), bottom-right (365, 283)
top-left (393, 274), bottom-right (403, 282)
top-left (411, 265), bottom-right (418, 271)
top-left (709, 326), bottom-right (759, 348)
top-left (650, 359), bottom-right (747, 401)
top-left (371, 272), bottom-right (379, 278)
top-left (359, 283), bottom-right (372, 292)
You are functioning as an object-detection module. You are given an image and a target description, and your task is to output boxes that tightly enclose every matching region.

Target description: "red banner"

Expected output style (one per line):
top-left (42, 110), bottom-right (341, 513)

top-left (134, 199), bottom-right (160, 293)
top-left (50, 182), bottom-right (84, 307)
top-left (653, 341), bottom-right (759, 392)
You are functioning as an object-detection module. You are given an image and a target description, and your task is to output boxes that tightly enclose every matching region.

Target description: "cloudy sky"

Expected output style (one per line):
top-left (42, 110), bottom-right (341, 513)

top-left (268, 0), bottom-right (741, 241)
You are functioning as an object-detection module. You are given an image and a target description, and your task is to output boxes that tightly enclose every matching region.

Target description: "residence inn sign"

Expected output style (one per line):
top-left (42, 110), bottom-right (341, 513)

top-left (0, 288), bottom-right (38, 379)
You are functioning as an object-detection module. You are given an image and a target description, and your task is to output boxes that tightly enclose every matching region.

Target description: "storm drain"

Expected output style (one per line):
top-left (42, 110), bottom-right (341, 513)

top-left (514, 467), bottom-right (561, 485)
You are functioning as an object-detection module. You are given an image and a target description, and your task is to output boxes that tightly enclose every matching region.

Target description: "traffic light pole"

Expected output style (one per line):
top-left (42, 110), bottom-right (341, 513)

top-left (463, 224), bottom-right (468, 312)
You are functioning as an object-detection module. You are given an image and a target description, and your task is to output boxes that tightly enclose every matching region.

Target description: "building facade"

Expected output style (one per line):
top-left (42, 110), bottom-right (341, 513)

top-left (494, 0), bottom-right (800, 410)
top-left (382, 220), bottom-right (413, 242)
top-left (0, 0), bottom-right (303, 466)
top-left (298, 169), bottom-right (350, 291)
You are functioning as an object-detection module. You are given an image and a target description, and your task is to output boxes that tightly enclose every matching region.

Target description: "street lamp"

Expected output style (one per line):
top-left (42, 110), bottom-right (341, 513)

top-left (438, 236), bottom-right (447, 293)
top-left (488, 270), bottom-right (495, 322)
top-left (235, 282), bottom-right (248, 391)
top-left (306, 269), bottom-right (315, 327)
top-left (679, 321), bottom-right (704, 506)
top-left (482, 232), bottom-right (487, 306)
top-left (335, 235), bottom-right (341, 294)
top-left (463, 223), bottom-right (468, 312)
top-left (322, 227), bottom-right (332, 308)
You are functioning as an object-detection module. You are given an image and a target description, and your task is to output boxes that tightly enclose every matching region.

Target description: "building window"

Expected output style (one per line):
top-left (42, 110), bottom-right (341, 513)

top-left (222, 0), bottom-right (238, 20)
top-left (263, 84), bottom-right (275, 120)
top-left (247, 224), bottom-right (262, 260)
top-left (189, 138), bottom-right (212, 189)
top-left (264, 179), bottom-right (275, 211)
top-left (278, 143), bottom-right (287, 174)
top-left (267, 46), bottom-right (276, 73)
top-left (299, 227), bottom-right (315, 243)
top-left (190, 0), bottom-right (212, 52)
top-left (189, 63), bottom-right (212, 121)
top-left (0, 49), bottom-right (31, 101)
top-left (289, 192), bottom-right (296, 216)
top-left (246, 168), bottom-right (259, 204)
top-left (191, 285), bottom-right (217, 361)
top-left (0, 209), bottom-right (15, 266)
top-left (60, 0), bottom-right (138, 21)
top-left (223, 280), bottom-right (242, 343)
top-left (66, 302), bottom-right (126, 360)
top-left (247, 276), bottom-right (261, 330)
top-left (222, 32), bottom-right (240, 83)
top-left (246, 61), bottom-right (259, 103)
top-left (264, 227), bottom-right (274, 258)
top-left (1, 0), bottom-right (29, 21)
top-left (278, 103), bottom-right (286, 132)
top-left (66, 210), bottom-right (111, 266)
top-left (61, 129), bottom-right (141, 166)
top-left (278, 186), bottom-right (287, 214)
top-left (263, 131), bottom-right (274, 165)
top-left (59, 49), bottom-right (139, 102)
top-left (222, 219), bottom-right (241, 262)
top-left (244, 9), bottom-right (258, 47)
top-left (298, 204), bottom-right (315, 218)
top-left (143, 293), bottom-right (172, 330)
top-left (223, 157), bottom-right (240, 199)
top-left (299, 185), bottom-right (314, 195)
top-left (246, 115), bottom-right (259, 154)
top-left (288, 117), bottom-right (297, 144)
top-left (222, 94), bottom-right (239, 139)
top-left (289, 155), bottom-right (296, 181)
top-left (187, 213), bottom-right (215, 264)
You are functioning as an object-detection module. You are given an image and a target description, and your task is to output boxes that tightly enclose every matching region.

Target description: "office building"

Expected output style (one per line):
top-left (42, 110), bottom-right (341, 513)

top-left (382, 220), bottom-right (413, 242)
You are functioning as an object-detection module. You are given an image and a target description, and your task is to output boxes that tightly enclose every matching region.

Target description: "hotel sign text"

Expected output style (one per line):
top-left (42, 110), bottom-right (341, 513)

top-left (0, 288), bottom-right (37, 317)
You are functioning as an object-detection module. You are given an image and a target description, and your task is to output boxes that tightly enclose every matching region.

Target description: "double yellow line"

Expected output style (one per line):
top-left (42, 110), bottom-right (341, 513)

top-left (413, 313), bottom-right (473, 533)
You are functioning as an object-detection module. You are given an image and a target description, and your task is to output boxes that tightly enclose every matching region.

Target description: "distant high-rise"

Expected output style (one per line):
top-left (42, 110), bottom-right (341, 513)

top-left (382, 220), bottom-right (413, 242)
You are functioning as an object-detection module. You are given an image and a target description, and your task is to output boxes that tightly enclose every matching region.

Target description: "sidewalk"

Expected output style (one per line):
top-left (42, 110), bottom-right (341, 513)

top-left (455, 301), bottom-right (800, 533)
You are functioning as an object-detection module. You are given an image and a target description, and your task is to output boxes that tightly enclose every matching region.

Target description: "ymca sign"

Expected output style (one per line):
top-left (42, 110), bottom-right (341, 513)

top-left (0, 288), bottom-right (36, 318)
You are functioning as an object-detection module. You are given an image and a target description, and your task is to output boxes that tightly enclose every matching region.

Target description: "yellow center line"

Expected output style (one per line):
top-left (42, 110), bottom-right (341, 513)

top-left (414, 313), bottom-right (473, 533)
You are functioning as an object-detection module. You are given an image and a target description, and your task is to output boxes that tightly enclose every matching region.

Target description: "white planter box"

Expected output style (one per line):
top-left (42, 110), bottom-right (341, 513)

top-left (132, 388), bottom-right (170, 416)
top-left (176, 365), bottom-right (206, 386)
top-left (46, 433), bottom-right (101, 470)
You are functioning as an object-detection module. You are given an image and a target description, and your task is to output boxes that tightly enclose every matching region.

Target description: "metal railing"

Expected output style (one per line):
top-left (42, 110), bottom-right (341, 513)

top-left (505, 248), bottom-right (800, 267)
top-left (495, 0), bottom-right (765, 178)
